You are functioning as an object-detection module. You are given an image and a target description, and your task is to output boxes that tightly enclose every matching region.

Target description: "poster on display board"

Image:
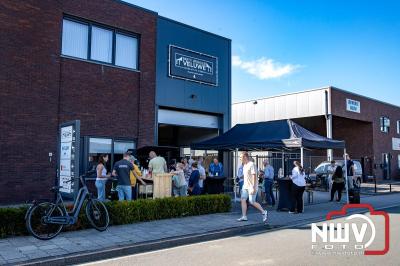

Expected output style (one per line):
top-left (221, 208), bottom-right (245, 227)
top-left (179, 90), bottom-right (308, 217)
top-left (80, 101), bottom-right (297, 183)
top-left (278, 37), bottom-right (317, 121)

top-left (58, 120), bottom-right (80, 198)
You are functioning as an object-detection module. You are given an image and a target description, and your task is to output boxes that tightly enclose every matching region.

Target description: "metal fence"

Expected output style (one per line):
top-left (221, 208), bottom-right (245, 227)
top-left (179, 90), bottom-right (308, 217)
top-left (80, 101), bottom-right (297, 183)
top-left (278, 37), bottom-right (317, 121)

top-left (232, 152), bottom-right (342, 177)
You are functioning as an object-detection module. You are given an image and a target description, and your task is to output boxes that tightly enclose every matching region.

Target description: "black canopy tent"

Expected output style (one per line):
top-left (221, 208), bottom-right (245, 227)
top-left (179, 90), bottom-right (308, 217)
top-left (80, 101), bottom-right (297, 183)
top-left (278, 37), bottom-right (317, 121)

top-left (190, 120), bottom-right (345, 150)
top-left (190, 119), bottom-right (350, 203)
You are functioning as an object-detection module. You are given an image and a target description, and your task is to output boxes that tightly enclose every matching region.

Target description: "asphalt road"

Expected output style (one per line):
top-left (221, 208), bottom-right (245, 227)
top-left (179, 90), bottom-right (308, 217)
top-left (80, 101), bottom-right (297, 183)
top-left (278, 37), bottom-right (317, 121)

top-left (82, 205), bottom-right (400, 266)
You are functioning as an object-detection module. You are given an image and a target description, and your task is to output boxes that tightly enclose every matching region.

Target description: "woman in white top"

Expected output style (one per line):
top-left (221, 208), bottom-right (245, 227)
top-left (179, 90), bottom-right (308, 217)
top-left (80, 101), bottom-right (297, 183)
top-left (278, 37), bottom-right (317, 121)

top-left (95, 154), bottom-right (111, 202)
top-left (289, 161), bottom-right (306, 214)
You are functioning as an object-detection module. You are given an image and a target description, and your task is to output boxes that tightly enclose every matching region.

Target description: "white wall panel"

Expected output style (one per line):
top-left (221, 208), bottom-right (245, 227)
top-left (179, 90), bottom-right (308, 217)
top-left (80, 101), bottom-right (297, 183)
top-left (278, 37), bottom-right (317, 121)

top-left (232, 88), bottom-right (328, 126)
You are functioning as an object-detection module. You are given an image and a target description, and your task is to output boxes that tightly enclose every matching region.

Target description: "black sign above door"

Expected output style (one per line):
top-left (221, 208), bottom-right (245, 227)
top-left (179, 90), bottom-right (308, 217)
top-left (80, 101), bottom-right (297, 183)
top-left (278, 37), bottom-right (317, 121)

top-left (168, 45), bottom-right (218, 86)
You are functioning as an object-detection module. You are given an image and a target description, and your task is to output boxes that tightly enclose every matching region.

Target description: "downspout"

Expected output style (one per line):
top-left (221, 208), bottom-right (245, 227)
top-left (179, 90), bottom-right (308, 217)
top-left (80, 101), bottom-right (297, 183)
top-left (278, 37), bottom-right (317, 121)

top-left (325, 89), bottom-right (333, 161)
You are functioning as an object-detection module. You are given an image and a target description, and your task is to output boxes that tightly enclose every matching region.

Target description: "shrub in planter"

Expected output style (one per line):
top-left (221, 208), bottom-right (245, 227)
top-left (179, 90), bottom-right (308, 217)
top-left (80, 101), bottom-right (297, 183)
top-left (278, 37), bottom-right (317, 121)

top-left (0, 194), bottom-right (231, 238)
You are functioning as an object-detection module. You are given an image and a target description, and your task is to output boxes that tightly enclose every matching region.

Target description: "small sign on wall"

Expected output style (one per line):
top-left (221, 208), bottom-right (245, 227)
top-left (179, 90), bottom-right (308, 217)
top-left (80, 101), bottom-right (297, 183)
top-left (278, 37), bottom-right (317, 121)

top-left (346, 98), bottom-right (361, 113)
top-left (392, 138), bottom-right (400, 151)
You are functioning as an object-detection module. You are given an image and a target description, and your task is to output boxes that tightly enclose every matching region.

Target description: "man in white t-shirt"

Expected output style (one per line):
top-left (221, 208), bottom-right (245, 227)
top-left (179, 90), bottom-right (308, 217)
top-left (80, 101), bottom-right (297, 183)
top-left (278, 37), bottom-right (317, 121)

top-left (237, 152), bottom-right (268, 223)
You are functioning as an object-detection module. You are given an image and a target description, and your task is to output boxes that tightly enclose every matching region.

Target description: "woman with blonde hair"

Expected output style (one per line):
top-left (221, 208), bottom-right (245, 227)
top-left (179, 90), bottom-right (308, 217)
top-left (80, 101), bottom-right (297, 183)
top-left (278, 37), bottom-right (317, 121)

top-left (289, 161), bottom-right (306, 214)
top-left (170, 163), bottom-right (187, 196)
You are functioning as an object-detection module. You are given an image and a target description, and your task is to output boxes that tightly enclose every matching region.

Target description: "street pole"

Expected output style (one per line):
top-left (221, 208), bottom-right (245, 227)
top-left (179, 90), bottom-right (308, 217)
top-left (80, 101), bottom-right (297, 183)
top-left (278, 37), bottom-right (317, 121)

top-left (234, 148), bottom-right (239, 202)
top-left (344, 148), bottom-right (349, 204)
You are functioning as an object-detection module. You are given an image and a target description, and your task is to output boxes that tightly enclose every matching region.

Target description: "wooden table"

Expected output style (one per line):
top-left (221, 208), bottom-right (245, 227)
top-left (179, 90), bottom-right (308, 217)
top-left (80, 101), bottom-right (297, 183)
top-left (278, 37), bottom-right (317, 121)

top-left (144, 173), bottom-right (173, 199)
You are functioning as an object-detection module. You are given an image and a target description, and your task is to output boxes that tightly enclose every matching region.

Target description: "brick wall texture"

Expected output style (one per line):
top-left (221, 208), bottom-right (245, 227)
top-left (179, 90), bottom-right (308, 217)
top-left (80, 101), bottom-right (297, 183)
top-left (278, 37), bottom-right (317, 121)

top-left (0, 0), bottom-right (157, 203)
top-left (330, 87), bottom-right (400, 179)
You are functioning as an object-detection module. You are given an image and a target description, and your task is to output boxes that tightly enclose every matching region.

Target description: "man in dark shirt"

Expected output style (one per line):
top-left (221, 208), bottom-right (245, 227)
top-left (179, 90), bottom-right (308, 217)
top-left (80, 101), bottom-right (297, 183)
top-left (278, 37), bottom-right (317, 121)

top-left (112, 152), bottom-right (133, 201)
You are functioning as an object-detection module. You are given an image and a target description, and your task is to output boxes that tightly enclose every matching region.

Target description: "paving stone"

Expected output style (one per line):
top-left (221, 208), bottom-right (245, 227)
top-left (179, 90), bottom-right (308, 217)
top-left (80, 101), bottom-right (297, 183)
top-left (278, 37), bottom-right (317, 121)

top-left (24, 250), bottom-right (48, 260)
top-left (44, 248), bottom-right (68, 257)
top-left (38, 244), bottom-right (59, 250)
top-left (0, 251), bottom-right (25, 260)
top-left (20, 245), bottom-right (40, 252)
top-left (5, 257), bottom-right (28, 264)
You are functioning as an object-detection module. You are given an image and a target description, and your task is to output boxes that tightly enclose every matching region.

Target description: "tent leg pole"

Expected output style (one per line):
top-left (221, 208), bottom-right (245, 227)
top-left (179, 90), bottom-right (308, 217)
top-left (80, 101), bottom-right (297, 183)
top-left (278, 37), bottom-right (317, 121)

top-left (234, 148), bottom-right (239, 202)
top-left (344, 148), bottom-right (349, 204)
top-left (300, 147), bottom-right (304, 167)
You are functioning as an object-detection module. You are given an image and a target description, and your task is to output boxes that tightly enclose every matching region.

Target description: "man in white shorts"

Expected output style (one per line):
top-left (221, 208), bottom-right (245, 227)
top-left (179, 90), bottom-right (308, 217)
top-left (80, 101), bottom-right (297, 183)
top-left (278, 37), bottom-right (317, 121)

top-left (237, 152), bottom-right (268, 222)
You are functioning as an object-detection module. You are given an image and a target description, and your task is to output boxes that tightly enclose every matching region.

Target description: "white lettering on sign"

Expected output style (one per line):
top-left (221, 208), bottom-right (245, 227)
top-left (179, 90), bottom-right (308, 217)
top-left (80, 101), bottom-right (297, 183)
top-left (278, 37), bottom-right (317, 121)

top-left (346, 99), bottom-right (361, 113)
top-left (175, 53), bottom-right (213, 76)
top-left (392, 138), bottom-right (400, 150)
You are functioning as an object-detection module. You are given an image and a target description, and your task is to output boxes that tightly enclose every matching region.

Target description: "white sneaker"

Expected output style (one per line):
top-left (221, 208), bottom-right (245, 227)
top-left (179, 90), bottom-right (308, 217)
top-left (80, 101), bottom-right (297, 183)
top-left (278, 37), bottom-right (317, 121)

top-left (288, 211), bottom-right (296, 214)
top-left (262, 210), bottom-right (268, 222)
top-left (237, 216), bottom-right (248, 222)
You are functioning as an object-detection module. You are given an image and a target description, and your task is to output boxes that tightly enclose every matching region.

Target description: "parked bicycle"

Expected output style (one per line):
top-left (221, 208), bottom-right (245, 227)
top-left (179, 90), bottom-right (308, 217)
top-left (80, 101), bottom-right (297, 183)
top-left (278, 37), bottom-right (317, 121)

top-left (25, 172), bottom-right (109, 240)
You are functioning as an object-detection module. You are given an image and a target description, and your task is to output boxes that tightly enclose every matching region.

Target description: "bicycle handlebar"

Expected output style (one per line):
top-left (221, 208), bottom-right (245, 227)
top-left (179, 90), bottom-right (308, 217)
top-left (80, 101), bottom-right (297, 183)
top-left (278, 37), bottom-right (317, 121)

top-left (64, 172), bottom-right (92, 184)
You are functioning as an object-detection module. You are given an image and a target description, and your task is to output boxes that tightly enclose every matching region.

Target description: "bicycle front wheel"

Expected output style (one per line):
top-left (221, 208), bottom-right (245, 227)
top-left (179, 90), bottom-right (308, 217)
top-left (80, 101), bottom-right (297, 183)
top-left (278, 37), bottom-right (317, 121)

top-left (85, 199), bottom-right (109, 231)
top-left (26, 202), bottom-right (64, 240)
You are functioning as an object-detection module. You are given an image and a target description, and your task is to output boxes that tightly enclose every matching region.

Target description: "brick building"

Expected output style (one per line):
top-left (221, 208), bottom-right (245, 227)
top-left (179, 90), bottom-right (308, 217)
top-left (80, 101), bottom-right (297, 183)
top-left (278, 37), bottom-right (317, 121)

top-left (232, 87), bottom-right (400, 180)
top-left (0, 0), bottom-right (231, 203)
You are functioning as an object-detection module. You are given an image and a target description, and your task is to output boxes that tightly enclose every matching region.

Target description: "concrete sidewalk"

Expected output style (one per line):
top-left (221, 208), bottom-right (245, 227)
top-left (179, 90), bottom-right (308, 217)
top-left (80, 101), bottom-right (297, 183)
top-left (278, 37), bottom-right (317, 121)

top-left (1, 193), bottom-right (399, 265)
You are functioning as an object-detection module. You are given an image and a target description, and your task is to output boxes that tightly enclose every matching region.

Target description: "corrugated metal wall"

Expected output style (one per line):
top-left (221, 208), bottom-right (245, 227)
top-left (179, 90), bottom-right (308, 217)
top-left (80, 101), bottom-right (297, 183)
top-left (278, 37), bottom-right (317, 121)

top-left (232, 89), bottom-right (328, 125)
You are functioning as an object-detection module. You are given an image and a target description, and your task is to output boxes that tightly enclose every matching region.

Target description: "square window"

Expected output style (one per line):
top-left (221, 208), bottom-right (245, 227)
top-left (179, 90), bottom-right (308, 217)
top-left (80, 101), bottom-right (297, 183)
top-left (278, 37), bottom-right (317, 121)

top-left (90, 26), bottom-right (113, 63)
top-left (61, 19), bottom-right (88, 59)
top-left (115, 34), bottom-right (138, 69)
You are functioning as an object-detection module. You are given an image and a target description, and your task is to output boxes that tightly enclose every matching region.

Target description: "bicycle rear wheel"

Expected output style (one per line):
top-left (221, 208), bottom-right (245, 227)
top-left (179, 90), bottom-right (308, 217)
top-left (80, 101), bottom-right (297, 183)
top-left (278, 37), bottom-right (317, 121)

top-left (26, 202), bottom-right (64, 240)
top-left (85, 199), bottom-right (109, 231)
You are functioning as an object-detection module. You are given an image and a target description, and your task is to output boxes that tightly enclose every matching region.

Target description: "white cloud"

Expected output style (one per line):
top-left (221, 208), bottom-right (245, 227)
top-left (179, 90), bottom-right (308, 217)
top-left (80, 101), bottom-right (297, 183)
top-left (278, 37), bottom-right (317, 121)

top-left (232, 55), bottom-right (301, 80)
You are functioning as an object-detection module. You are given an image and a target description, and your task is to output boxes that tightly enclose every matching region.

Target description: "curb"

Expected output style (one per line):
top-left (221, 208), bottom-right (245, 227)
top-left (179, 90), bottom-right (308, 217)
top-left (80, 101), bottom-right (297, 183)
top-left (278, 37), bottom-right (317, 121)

top-left (17, 202), bottom-right (400, 266)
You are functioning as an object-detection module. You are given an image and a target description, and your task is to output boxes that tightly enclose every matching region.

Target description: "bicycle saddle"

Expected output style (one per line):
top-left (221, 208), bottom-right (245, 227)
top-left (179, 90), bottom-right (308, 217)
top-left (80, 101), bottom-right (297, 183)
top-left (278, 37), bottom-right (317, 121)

top-left (50, 186), bottom-right (64, 192)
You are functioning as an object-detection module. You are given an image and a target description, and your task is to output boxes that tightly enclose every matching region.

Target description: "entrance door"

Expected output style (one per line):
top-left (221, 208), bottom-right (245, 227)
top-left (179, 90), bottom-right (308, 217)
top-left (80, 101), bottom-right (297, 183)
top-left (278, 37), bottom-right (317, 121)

top-left (382, 153), bottom-right (391, 179)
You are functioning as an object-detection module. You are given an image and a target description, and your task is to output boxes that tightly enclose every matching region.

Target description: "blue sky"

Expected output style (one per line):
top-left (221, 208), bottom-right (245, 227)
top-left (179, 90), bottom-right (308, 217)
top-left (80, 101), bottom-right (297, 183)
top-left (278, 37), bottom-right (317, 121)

top-left (125, 0), bottom-right (400, 105)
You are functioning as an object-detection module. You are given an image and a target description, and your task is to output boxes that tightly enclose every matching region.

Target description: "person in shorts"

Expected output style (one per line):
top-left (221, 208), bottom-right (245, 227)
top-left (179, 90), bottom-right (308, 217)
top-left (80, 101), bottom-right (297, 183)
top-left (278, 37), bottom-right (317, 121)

top-left (237, 152), bottom-right (268, 222)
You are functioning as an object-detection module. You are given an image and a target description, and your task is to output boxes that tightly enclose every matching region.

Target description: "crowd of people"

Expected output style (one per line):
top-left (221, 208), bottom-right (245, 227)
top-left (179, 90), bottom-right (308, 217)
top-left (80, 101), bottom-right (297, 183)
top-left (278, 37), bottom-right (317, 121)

top-left (93, 151), bottom-right (225, 201)
top-left (92, 150), bottom-right (355, 224)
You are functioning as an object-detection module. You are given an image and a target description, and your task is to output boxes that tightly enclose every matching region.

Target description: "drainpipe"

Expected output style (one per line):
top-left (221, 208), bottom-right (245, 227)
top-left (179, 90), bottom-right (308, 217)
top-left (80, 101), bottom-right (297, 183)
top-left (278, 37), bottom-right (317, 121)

top-left (325, 90), bottom-right (333, 161)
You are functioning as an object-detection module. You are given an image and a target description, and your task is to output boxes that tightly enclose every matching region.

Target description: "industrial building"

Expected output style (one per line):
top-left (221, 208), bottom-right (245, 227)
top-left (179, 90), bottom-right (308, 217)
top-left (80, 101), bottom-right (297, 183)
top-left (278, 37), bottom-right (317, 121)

top-left (232, 86), bottom-right (400, 180)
